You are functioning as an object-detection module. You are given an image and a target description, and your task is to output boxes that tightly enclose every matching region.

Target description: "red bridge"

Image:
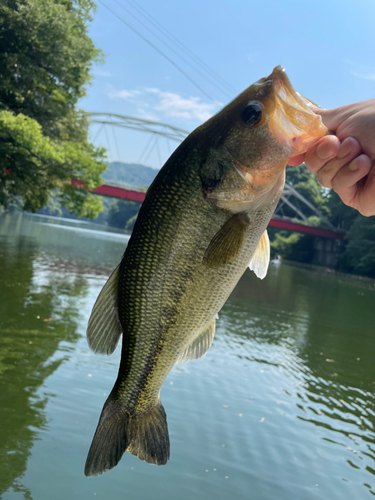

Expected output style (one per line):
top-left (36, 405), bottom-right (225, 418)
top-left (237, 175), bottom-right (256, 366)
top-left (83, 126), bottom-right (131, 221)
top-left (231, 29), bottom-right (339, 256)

top-left (72, 179), bottom-right (343, 240)
top-left (84, 114), bottom-right (343, 241)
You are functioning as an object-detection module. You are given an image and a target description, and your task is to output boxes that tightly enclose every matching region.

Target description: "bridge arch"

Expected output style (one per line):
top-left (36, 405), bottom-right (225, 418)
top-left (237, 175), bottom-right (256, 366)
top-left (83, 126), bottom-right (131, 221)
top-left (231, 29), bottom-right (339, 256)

top-left (86, 112), bottom-right (341, 238)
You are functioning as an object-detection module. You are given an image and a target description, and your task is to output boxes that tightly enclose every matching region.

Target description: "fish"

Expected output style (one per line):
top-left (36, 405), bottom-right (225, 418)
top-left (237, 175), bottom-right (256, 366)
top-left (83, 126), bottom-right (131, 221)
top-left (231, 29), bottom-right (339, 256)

top-left (84, 65), bottom-right (327, 476)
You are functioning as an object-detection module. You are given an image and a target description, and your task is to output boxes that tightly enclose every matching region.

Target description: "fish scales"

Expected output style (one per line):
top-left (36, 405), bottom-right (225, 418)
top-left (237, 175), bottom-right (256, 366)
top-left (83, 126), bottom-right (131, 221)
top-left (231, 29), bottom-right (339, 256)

top-left (116, 148), bottom-right (273, 409)
top-left (84, 66), bottom-right (328, 476)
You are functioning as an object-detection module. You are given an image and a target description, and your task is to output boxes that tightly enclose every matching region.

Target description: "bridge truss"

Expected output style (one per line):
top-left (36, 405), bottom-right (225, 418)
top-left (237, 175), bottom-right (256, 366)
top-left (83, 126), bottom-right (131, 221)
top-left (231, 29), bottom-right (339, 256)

top-left (87, 112), bottom-right (337, 234)
top-left (87, 112), bottom-right (188, 142)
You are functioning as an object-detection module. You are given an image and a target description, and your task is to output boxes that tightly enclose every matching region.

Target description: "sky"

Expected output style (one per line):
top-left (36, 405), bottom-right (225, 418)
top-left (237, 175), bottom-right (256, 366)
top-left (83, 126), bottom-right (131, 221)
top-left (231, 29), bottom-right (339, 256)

top-left (80, 0), bottom-right (375, 170)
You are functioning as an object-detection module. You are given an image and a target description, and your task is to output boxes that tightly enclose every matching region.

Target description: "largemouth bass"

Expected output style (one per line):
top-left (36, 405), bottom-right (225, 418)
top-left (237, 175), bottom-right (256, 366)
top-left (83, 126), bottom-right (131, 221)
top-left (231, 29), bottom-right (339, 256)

top-left (85, 66), bottom-right (327, 476)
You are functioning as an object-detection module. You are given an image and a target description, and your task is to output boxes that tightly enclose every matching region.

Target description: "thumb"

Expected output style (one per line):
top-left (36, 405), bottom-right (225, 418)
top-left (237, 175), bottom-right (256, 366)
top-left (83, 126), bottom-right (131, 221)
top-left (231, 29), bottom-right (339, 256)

top-left (296, 95), bottom-right (341, 133)
top-left (313, 107), bottom-right (343, 133)
top-left (313, 100), bottom-right (374, 133)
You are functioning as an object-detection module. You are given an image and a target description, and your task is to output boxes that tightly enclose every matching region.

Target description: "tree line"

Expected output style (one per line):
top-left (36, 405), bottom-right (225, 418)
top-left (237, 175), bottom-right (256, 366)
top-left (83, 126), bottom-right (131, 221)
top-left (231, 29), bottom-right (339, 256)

top-left (0, 0), bottom-right (106, 218)
top-left (1, 0), bottom-right (373, 278)
top-left (271, 164), bottom-right (375, 278)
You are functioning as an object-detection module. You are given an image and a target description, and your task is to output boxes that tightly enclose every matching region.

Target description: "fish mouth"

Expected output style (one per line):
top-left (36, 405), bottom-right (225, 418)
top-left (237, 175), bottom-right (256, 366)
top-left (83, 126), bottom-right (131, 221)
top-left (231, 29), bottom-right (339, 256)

top-left (268, 66), bottom-right (328, 155)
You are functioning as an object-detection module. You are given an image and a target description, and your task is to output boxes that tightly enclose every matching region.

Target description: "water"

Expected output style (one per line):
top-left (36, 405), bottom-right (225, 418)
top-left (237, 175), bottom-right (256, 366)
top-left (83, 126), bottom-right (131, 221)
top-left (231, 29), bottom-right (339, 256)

top-left (0, 212), bottom-right (374, 499)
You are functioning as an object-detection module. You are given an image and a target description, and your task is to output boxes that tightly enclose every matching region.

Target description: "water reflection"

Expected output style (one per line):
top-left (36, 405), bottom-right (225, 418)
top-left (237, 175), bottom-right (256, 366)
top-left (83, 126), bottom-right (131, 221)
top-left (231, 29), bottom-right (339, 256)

top-left (0, 212), bottom-right (374, 499)
top-left (218, 263), bottom-right (375, 495)
top-left (0, 228), bottom-right (96, 494)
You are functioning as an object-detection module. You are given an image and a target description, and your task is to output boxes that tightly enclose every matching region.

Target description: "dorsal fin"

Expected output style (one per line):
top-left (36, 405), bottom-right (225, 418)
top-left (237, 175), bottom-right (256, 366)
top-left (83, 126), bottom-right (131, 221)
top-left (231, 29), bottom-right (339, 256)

top-left (249, 230), bottom-right (270, 280)
top-left (203, 213), bottom-right (249, 267)
top-left (87, 264), bottom-right (123, 355)
top-left (175, 317), bottom-right (216, 364)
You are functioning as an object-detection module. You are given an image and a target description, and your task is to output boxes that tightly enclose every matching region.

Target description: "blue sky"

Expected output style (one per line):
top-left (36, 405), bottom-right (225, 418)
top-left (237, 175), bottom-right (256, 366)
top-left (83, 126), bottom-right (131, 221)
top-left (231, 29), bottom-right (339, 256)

top-left (81, 0), bottom-right (375, 170)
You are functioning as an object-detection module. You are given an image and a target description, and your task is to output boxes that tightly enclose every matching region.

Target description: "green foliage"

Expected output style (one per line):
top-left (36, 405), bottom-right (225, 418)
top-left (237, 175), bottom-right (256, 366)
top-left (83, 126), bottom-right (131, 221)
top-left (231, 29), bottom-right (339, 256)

top-left (125, 214), bottom-right (138, 232)
top-left (323, 189), bottom-right (375, 276)
top-left (0, 111), bottom-right (61, 211)
top-left (269, 164), bottom-right (327, 264)
top-left (107, 200), bottom-right (140, 230)
top-left (104, 163), bottom-right (158, 187)
top-left (325, 190), bottom-right (358, 231)
top-left (270, 162), bottom-right (375, 278)
top-left (0, 0), bottom-right (102, 133)
top-left (271, 231), bottom-right (301, 257)
top-left (339, 215), bottom-right (375, 277)
top-left (0, 111), bottom-right (106, 217)
top-left (271, 231), bottom-right (316, 263)
top-left (0, 0), bottom-right (106, 217)
top-left (285, 163), bottom-right (328, 216)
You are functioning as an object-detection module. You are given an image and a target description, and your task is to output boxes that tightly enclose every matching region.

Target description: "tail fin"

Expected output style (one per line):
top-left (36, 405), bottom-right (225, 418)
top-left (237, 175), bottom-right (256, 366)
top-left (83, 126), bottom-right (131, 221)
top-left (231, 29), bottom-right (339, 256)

top-left (84, 398), bottom-right (170, 477)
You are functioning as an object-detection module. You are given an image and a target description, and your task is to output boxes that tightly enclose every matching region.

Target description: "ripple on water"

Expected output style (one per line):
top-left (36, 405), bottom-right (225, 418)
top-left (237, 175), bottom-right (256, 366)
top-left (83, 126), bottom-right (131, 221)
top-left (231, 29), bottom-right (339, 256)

top-left (0, 213), bottom-right (374, 500)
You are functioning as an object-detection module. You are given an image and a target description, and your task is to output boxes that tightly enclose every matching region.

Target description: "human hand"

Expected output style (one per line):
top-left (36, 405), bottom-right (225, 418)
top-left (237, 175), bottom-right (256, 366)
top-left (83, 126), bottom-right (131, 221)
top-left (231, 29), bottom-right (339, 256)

top-left (289, 99), bottom-right (375, 217)
top-left (318, 99), bottom-right (375, 162)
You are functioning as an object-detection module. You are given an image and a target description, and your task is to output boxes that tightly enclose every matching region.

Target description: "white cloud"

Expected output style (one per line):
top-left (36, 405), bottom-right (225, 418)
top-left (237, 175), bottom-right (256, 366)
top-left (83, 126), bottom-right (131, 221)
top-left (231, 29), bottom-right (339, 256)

top-left (345, 60), bottom-right (375, 81)
top-left (136, 108), bottom-right (159, 122)
top-left (108, 88), bottom-right (142, 99)
top-left (351, 71), bottom-right (375, 81)
top-left (144, 87), bottom-right (161, 94)
top-left (155, 92), bottom-right (218, 121)
top-left (107, 86), bottom-right (220, 122)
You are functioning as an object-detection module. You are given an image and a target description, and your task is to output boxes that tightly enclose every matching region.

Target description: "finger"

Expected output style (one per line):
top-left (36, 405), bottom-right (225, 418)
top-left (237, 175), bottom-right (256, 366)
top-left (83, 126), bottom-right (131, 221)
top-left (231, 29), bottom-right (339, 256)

top-left (358, 162), bottom-right (375, 216)
top-left (316, 137), bottom-right (361, 188)
top-left (315, 107), bottom-right (344, 133)
top-left (304, 135), bottom-right (341, 174)
top-left (318, 99), bottom-right (375, 134)
top-left (288, 154), bottom-right (306, 166)
top-left (331, 154), bottom-right (372, 208)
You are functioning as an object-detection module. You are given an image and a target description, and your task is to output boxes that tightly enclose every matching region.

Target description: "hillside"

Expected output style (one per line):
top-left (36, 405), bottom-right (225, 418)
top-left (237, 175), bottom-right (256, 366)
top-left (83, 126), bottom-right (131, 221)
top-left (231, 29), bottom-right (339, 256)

top-left (103, 162), bottom-right (159, 187)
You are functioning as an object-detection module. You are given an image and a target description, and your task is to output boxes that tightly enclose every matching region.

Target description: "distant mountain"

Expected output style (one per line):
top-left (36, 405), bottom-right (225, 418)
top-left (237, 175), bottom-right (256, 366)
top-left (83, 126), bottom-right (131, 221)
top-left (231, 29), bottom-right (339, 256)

top-left (103, 162), bottom-right (159, 187)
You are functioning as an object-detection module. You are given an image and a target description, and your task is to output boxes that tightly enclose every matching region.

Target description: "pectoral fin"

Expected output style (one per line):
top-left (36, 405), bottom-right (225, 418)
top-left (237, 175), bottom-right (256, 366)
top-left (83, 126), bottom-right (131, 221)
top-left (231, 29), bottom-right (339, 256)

top-left (86, 264), bottom-right (123, 355)
top-left (249, 230), bottom-right (270, 280)
top-left (203, 213), bottom-right (249, 267)
top-left (175, 317), bottom-right (216, 364)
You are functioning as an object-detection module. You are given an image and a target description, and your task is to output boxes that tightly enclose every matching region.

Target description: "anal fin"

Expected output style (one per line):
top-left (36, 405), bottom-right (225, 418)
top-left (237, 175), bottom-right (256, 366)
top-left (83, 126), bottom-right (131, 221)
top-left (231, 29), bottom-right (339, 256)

top-left (176, 317), bottom-right (216, 364)
top-left (87, 263), bottom-right (123, 355)
top-left (249, 230), bottom-right (270, 280)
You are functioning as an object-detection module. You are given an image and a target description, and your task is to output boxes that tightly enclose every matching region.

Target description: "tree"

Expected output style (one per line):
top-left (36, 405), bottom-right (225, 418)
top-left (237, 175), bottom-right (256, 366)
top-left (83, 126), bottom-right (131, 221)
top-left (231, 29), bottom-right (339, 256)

top-left (125, 214), bottom-right (138, 232)
top-left (325, 190), bottom-right (358, 232)
top-left (342, 215), bottom-right (375, 277)
top-left (270, 164), bottom-right (328, 263)
top-left (270, 163), bottom-right (375, 277)
top-left (107, 200), bottom-right (141, 230)
top-left (284, 163), bottom-right (328, 217)
top-left (0, 0), bottom-right (106, 217)
top-left (325, 190), bottom-right (375, 276)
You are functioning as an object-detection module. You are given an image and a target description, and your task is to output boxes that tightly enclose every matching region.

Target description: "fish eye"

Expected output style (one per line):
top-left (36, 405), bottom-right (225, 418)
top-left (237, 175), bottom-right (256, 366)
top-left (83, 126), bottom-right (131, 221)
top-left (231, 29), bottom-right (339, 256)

top-left (241, 103), bottom-right (263, 126)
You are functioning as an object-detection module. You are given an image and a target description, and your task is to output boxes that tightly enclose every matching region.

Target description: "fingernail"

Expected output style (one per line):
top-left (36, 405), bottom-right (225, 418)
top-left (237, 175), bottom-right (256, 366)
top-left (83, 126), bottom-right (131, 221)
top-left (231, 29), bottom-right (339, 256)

top-left (316, 141), bottom-right (333, 160)
top-left (337, 138), bottom-right (351, 159)
top-left (338, 137), bottom-right (360, 160)
top-left (348, 160), bottom-right (359, 171)
top-left (348, 154), bottom-right (369, 171)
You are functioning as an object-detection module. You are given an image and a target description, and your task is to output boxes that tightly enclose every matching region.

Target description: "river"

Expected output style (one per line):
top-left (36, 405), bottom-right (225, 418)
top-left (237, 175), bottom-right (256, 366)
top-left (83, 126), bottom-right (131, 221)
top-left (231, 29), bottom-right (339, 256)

top-left (0, 212), bottom-right (374, 499)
